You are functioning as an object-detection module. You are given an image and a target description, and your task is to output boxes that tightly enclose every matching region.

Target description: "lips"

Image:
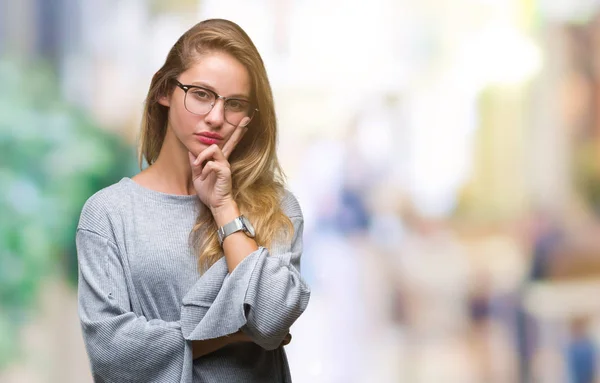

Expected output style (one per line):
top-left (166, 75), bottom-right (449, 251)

top-left (194, 132), bottom-right (222, 146)
top-left (195, 132), bottom-right (223, 140)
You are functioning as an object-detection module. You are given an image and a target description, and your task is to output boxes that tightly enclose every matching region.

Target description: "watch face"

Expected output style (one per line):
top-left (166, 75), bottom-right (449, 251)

top-left (241, 215), bottom-right (256, 238)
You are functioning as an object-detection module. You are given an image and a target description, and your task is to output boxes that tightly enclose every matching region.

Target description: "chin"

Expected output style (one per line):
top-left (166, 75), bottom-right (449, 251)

top-left (179, 141), bottom-right (197, 158)
top-left (187, 141), bottom-right (210, 157)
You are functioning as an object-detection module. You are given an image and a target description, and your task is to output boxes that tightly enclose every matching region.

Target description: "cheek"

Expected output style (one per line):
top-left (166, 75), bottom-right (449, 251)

top-left (169, 103), bottom-right (198, 133)
top-left (222, 126), bottom-right (238, 142)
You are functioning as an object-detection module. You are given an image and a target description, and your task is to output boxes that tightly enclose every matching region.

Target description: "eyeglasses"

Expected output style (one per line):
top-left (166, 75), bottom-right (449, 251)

top-left (174, 80), bottom-right (258, 127)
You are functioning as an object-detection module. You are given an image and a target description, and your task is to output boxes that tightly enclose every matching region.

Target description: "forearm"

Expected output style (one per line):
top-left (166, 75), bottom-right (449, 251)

top-left (192, 330), bottom-right (249, 359)
top-left (192, 330), bottom-right (292, 359)
top-left (211, 201), bottom-right (258, 273)
top-left (190, 198), bottom-right (306, 350)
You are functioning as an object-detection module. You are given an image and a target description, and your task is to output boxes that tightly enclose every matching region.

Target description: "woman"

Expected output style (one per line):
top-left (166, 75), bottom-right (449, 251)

top-left (76, 18), bottom-right (310, 382)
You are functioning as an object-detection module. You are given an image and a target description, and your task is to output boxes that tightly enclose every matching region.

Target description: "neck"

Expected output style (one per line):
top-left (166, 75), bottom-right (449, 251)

top-left (147, 127), bottom-right (196, 196)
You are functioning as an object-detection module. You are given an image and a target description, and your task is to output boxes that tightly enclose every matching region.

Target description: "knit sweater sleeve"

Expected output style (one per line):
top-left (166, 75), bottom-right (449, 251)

top-left (179, 192), bottom-right (311, 350)
top-left (75, 190), bottom-right (211, 383)
top-left (76, 226), bottom-right (197, 383)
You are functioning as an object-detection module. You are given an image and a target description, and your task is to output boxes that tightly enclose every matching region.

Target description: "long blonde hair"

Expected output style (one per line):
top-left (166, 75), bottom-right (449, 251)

top-left (139, 19), bottom-right (293, 271)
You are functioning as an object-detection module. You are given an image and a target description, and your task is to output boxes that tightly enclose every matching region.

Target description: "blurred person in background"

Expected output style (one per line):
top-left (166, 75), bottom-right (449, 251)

top-left (75, 18), bottom-right (310, 382)
top-left (567, 317), bottom-right (597, 383)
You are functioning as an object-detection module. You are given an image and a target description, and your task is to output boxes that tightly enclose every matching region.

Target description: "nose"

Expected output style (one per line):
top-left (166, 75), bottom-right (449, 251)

top-left (204, 97), bottom-right (226, 128)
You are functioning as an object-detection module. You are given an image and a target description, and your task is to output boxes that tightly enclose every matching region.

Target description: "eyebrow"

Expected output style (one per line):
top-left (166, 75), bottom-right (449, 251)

top-left (190, 81), bottom-right (250, 100)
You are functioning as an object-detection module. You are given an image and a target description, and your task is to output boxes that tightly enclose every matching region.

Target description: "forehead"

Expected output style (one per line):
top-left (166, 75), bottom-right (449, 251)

top-left (180, 51), bottom-right (251, 97)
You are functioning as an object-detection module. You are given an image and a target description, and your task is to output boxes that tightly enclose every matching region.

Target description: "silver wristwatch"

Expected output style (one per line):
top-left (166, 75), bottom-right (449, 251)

top-left (217, 215), bottom-right (256, 246)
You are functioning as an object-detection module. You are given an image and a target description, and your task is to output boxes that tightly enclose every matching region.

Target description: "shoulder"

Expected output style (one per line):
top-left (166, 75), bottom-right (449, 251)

top-left (280, 189), bottom-right (303, 219)
top-left (77, 178), bottom-right (131, 236)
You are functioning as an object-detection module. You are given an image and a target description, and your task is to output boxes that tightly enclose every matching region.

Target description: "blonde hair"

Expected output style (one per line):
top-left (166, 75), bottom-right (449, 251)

top-left (139, 19), bottom-right (293, 271)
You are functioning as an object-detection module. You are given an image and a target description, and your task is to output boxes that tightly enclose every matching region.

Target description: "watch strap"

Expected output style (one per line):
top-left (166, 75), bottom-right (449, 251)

top-left (217, 216), bottom-right (245, 246)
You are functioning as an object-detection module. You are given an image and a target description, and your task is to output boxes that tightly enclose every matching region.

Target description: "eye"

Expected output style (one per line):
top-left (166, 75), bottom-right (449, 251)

top-left (226, 99), bottom-right (248, 112)
top-left (191, 89), bottom-right (212, 101)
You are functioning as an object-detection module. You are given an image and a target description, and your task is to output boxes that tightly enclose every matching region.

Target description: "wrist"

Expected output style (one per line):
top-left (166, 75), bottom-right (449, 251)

top-left (211, 200), bottom-right (240, 227)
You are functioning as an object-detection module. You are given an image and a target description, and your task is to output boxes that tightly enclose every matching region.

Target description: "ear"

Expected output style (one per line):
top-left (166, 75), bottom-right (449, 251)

top-left (158, 94), bottom-right (170, 107)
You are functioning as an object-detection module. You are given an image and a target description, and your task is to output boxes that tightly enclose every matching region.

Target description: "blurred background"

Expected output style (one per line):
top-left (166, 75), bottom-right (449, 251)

top-left (4, 0), bottom-right (600, 382)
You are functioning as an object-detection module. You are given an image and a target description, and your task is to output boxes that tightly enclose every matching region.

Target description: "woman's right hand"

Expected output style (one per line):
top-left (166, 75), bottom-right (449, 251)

top-left (280, 333), bottom-right (292, 346)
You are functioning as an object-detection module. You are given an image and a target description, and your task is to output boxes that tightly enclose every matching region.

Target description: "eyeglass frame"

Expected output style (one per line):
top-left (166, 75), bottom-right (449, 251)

top-left (173, 80), bottom-right (259, 126)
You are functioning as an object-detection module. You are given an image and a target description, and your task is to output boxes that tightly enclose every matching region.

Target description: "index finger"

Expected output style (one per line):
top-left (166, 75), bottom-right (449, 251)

top-left (222, 117), bottom-right (250, 159)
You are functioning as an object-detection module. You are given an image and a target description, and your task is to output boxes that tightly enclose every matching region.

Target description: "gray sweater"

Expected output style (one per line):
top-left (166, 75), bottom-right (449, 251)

top-left (76, 177), bottom-right (310, 382)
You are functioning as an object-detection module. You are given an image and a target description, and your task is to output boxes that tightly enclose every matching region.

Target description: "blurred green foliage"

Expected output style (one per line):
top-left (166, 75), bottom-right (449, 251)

top-left (0, 57), bottom-right (137, 368)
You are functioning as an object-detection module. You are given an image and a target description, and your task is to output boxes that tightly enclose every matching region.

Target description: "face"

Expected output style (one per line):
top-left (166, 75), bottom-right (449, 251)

top-left (159, 51), bottom-right (252, 157)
